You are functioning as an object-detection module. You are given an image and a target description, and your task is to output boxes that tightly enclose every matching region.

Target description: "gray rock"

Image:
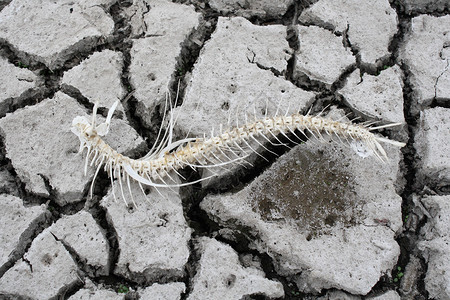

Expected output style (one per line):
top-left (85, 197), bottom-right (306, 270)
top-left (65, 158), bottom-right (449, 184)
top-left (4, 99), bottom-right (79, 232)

top-left (0, 91), bottom-right (145, 204)
top-left (49, 211), bottom-right (109, 276)
top-left (299, 0), bottom-right (397, 66)
top-left (138, 282), bottom-right (185, 300)
top-left (338, 66), bottom-right (405, 124)
top-left (318, 290), bottom-right (361, 300)
top-left (62, 50), bottom-right (126, 112)
top-left (0, 230), bottom-right (81, 300)
top-left (101, 180), bottom-right (191, 283)
top-left (418, 195), bottom-right (450, 300)
top-left (0, 194), bottom-right (48, 273)
top-left (209, 0), bottom-right (294, 19)
top-left (0, 0), bottom-right (115, 70)
top-left (129, 0), bottom-right (201, 127)
top-left (187, 237), bottom-right (284, 300)
top-left (201, 132), bottom-right (403, 294)
top-left (294, 25), bottom-right (355, 86)
top-left (399, 0), bottom-right (450, 13)
top-left (399, 15), bottom-right (450, 106)
top-left (122, 0), bottom-right (149, 38)
top-left (68, 278), bottom-right (125, 299)
top-left (174, 17), bottom-right (316, 137)
top-left (367, 290), bottom-right (401, 300)
top-left (69, 288), bottom-right (124, 300)
top-left (415, 107), bottom-right (450, 187)
top-left (0, 57), bottom-right (40, 116)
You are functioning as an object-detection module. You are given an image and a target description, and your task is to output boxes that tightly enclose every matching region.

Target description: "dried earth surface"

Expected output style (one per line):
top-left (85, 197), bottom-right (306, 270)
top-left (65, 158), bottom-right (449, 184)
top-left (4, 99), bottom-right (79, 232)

top-left (0, 0), bottom-right (449, 299)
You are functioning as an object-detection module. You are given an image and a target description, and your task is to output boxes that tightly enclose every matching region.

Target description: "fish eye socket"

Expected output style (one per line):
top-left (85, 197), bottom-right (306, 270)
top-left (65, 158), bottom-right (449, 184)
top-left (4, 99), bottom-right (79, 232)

top-left (84, 129), bottom-right (94, 138)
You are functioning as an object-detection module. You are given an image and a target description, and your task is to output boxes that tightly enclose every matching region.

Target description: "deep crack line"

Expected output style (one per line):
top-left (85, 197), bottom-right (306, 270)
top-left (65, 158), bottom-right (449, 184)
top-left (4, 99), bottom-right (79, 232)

top-left (434, 55), bottom-right (449, 100)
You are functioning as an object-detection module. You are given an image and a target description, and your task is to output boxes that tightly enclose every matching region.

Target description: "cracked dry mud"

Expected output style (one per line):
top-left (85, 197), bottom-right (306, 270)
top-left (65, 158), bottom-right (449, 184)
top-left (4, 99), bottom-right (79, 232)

top-left (0, 0), bottom-right (449, 299)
